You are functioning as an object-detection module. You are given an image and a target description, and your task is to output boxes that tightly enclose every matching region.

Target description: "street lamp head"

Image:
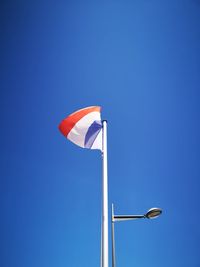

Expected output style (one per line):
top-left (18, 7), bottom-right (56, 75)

top-left (145, 207), bottom-right (162, 219)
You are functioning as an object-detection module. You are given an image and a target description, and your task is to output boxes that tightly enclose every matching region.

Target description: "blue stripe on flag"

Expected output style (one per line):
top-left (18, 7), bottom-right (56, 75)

top-left (84, 120), bottom-right (102, 149)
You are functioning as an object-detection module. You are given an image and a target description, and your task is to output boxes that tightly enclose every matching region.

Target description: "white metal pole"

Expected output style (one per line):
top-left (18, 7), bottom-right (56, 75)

top-left (102, 120), bottom-right (109, 267)
top-left (112, 204), bottom-right (116, 267)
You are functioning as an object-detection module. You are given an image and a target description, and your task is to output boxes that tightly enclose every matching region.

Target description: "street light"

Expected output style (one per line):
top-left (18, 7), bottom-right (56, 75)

top-left (111, 204), bottom-right (162, 267)
top-left (145, 207), bottom-right (162, 219)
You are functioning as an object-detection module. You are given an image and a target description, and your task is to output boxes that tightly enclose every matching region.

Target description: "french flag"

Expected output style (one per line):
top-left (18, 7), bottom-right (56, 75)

top-left (59, 106), bottom-right (102, 150)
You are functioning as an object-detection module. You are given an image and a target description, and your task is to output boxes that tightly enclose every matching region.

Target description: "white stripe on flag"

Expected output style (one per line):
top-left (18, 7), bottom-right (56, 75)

top-left (91, 129), bottom-right (102, 150)
top-left (67, 111), bottom-right (101, 148)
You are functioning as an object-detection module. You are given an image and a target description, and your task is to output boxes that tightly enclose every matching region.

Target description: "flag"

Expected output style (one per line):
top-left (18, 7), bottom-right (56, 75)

top-left (59, 106), bottom-right (102, 150)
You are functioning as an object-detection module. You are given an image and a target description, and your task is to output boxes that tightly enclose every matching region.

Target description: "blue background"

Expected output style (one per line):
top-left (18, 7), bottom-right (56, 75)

top-left (1, 1), bottom-right (200, 266)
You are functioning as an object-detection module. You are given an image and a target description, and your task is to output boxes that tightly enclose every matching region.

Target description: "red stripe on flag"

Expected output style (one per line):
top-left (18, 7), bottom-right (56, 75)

top-left (58, 106), bottom-right (101, 137)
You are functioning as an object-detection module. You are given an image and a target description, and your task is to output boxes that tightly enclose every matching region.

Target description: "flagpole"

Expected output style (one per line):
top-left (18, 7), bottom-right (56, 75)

top-left (102, 120), bottom-right (109, 267)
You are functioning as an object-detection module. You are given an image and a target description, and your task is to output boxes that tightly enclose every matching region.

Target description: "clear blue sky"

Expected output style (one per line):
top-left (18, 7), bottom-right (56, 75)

top-left (1, 1), bottom-right (200, 267)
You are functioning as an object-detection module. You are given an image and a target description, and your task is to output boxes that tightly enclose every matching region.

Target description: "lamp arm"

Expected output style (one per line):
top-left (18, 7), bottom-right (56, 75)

top-left (113, 214), bottom-right (145, 222)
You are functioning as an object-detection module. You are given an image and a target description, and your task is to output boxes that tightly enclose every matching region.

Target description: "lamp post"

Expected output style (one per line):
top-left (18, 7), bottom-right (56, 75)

top-left (111, 204), bottom-right (162, 267)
